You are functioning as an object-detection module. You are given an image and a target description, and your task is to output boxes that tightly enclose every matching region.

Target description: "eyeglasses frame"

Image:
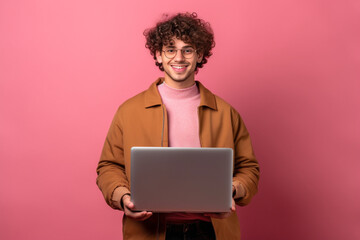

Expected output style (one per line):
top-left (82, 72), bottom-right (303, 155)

top-left (161, 47), bottom-right (198, 59)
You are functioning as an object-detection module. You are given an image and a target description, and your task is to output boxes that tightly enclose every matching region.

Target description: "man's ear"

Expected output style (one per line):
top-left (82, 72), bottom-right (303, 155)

top-left (156, 51), bottom-right (163, 64)
top-left (197, 51), bottom-right (203, 63)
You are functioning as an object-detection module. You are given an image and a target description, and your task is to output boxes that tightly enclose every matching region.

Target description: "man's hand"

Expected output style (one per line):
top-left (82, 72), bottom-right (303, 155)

top-left (122, 194), bottom-right (153, 221)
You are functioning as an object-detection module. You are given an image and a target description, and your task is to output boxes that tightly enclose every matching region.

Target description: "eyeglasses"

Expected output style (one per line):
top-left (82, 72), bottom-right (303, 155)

top-left (162, 47), bottom-right (197, 59)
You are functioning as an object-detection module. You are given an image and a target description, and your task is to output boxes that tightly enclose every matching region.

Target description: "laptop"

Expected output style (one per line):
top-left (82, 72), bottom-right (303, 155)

top-left (130, 147), bottom-right (233, 213)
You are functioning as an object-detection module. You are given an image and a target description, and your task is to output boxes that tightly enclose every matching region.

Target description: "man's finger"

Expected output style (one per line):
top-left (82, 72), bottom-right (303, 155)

top-left (231, 199), bottom-right (236, 211)
top-left (122, 195), bottom-right (135, 210)
top-left (125, 209), bottom-right (145, 218)
top-left (124, 205), bottom-right (153, 220)
top-left (125, 201), bottom-right (134, 210)
top-left (130, 211), bottom-right (152, 220)
top-left (136, 212), bottom-right (153, 221)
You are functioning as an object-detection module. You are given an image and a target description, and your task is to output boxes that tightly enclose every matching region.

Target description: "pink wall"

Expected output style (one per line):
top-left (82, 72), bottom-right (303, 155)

top-left (1, 0), bottom-right (359, 239)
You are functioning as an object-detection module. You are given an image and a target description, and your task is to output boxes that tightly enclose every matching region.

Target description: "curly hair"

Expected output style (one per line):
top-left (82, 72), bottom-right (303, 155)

top-left (144, 12), bottom-right (215, 72)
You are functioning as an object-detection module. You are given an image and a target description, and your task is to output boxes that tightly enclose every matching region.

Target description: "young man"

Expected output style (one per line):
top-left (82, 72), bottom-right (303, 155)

top-left (96, 12), bottom-right (260, 239)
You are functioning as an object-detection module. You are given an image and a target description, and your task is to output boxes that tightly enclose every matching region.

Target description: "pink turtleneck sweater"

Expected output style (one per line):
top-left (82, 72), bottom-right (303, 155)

top-left (157, 82), bottom-right (210, 223)
top-left (158, 82), bottom-right (201, 148)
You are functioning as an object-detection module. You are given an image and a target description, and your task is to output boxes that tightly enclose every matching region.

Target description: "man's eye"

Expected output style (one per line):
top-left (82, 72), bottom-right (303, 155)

top-left (166, 49), bottom-right (175, 53)
top-left (184, 49), bottom-right (194, 54)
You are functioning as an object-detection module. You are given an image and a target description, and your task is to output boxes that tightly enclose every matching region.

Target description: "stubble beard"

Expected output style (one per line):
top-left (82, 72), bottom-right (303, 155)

top-left (163, 68), bottom-right (195, 83)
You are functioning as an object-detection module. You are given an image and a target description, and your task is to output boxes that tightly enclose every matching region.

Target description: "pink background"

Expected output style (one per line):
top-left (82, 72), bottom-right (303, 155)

top-left (1, 0), bottom-right (359, 239)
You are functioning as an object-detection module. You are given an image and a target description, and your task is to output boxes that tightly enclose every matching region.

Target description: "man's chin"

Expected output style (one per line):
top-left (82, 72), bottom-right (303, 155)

top-left (168, 74), bottom-right (192, 82)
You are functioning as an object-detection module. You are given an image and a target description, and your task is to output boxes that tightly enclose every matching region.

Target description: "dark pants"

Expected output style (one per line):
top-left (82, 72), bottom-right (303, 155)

top-left (165, 221), bottom-right (216, 240)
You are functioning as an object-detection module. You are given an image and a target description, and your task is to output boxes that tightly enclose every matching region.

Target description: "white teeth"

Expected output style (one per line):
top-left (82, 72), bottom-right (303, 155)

top-left (172, 66), bottom-right (186, 69)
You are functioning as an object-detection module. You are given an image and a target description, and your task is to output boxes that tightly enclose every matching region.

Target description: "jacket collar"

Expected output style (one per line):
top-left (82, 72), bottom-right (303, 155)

top-left (144, 78), bottom-right (217, 110)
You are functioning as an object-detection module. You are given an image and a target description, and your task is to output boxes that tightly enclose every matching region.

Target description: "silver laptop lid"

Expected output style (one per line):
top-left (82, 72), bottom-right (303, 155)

top-left (130, 147), bottom-right (233, 213)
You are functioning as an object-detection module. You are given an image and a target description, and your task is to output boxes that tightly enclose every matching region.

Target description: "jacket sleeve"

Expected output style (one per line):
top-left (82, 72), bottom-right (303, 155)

top-left (231, 108), bottom-right (260, 206)
top-left (96, 107), bottom-right (130, 210)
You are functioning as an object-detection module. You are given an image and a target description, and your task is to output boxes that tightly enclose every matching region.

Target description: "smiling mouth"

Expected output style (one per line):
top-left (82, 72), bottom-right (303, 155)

top-left (171, 65), bottom-right (188, 72)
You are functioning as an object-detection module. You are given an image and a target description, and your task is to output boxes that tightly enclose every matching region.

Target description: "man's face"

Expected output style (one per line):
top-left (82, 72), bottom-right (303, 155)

top-left (156, 38), bottom-right (203, 88)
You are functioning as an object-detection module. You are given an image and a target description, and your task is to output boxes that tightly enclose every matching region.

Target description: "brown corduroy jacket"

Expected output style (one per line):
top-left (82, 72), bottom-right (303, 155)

top-left (96, 78), bottom-right (260, 240)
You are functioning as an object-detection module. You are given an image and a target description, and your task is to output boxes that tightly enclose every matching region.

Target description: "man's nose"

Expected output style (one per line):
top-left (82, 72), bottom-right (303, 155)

top-left (173, 49), bottom-right (185, 61)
